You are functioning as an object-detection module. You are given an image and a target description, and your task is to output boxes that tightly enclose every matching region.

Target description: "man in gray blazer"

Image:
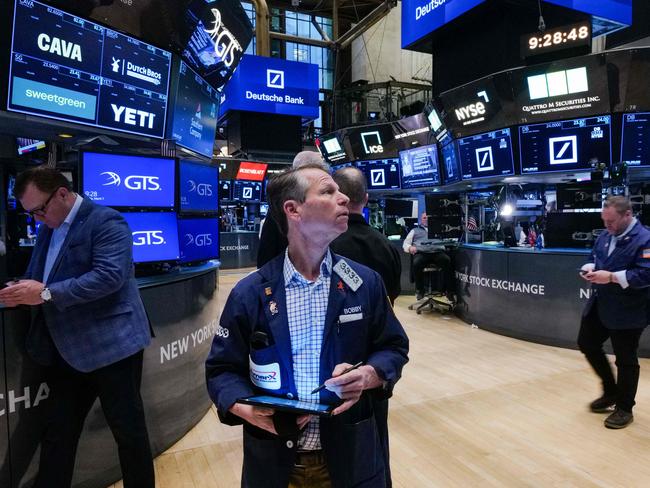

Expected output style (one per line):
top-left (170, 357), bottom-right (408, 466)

top-left (0, 167), bottom-right (154, 488)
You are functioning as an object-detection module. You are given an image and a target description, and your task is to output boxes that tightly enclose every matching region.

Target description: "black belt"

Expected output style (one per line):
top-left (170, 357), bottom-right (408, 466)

top-left (294, 450), bottom-right (326, 466)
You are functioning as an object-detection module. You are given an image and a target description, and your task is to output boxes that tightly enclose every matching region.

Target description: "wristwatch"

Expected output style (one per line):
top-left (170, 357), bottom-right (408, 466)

top-left (40, 287), bottom-right (52, 303)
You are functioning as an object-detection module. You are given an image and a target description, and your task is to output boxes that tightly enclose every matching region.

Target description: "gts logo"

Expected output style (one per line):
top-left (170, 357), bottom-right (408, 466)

top-left (185, 233), bottom-right (213, 247)
top-left (101, 172), bottom-right (161, 191)
top-left (188, 180), bottom-right (212, 196)
top-left (132, 231), bottom-right (165, 246)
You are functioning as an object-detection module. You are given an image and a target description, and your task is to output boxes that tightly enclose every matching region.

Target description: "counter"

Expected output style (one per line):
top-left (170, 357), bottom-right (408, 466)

top-left (453, 244), bottom-right (650, 356)
top-left (220, 231), bottom-right (259, 269)
top-left (0, 262), bottom-right (219, 488)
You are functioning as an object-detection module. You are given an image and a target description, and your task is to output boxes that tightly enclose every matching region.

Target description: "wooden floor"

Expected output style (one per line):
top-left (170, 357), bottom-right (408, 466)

top-left (110, 269), bottom-right (650, 488)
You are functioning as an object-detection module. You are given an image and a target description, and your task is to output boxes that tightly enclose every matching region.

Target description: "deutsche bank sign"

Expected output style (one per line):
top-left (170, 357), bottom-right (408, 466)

top-left (220, 54), bottom-right (319, 119)
top-left (402, 0), bottom-right (486, 48)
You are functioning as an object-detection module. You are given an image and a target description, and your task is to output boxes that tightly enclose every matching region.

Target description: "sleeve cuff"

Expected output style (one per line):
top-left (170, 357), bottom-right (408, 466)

top-left (614, 270), bottom-right (629, 289)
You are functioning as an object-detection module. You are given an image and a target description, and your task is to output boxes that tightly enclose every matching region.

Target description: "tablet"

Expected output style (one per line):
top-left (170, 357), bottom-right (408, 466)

top-left (237, 395), bottom-right (334, 416)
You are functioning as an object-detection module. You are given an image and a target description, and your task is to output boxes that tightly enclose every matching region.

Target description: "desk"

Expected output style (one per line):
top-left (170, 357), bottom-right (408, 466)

top-left (453, 244), bottom-right (650, 356)
top-left (0, 262), bottom-right (219, 488)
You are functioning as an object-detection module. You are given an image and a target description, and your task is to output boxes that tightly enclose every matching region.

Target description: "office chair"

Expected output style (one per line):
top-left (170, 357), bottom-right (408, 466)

top-left (407, 258), bottom-right (455, 315)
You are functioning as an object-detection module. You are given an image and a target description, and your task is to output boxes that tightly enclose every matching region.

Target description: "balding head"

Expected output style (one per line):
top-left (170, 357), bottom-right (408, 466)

top-left (292, 150), bottom-right (329, 171)
top-left (332, 166), bottom-right (368, 214)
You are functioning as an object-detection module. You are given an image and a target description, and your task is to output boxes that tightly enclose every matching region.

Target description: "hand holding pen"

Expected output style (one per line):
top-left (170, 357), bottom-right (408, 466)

top-left (313, 361), bottom-right (384, 416)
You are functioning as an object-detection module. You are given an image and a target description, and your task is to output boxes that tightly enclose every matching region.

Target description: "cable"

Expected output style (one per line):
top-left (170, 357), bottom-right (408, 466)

top-left (537, 0), bottom-right (546, 32)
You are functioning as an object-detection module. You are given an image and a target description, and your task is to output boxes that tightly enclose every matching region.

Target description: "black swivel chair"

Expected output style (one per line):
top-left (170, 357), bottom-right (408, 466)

top-left (407, 256), bottom-right (455, 315)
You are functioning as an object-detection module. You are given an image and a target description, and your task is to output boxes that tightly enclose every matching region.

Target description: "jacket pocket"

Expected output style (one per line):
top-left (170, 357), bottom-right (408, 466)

top-left (249, 345), bottom-right (283, 391)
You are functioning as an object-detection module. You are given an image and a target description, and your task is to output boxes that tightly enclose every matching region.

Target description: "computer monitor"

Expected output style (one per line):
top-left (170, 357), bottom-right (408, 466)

top-left (621, 112), bottom-right (650, 166)
top-left (178, 160), bottom-right (219, 213)
top-left (520, 115), bottom-right (611, 174)
top-left (556, 181), bottom-right (603, 210)
top-left (177, 217), bottom-right (219, 263)
top-left (399, 144), bottom-right (441, 189)
top-left (357, 159), bottom-right (401, 190)
top-left (457, 128), bottom-right (514, 180)
top-left (121, 212), bottom-right (180, 263)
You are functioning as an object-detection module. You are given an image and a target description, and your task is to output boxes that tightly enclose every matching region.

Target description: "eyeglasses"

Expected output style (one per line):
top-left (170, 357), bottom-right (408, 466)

top-left (24, 188), bottom-right (60, 217)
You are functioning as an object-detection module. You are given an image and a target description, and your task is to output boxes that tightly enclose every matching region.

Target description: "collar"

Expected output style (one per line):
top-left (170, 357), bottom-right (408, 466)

top-left (283, 248), bottom-right (332, 286)
top-left (62, 193), bottom-right (83, 226)
top-left (614, 217), bottom-right (637, 240)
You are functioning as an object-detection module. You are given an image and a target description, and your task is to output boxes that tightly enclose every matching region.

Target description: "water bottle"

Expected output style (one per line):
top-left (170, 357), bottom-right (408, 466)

top-left (536, 232), bottom-right (544, 250)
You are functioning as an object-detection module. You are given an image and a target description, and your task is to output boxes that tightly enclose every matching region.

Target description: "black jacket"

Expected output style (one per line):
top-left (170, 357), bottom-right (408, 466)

top-left (256, 215), bottom-right (288, 268)
top-left (330, 214), bottom-right (402, 303)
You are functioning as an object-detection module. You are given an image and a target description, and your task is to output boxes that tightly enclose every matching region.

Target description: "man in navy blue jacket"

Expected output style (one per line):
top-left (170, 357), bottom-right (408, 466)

top-left (578, 196), bottom-right (650, 429)
top-left (0, 167), bottom-right (154, 487)
top-left (206, 163), bottom-right (409, 487)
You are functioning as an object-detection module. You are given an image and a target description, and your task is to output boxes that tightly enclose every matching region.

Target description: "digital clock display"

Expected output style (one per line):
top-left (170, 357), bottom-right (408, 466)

top-left (522, 21), bottom-right (591, 58)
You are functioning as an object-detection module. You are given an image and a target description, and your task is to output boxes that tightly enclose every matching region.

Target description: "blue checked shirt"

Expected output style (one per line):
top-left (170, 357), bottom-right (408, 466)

top-left (283, 248), bottom-right (332, 451)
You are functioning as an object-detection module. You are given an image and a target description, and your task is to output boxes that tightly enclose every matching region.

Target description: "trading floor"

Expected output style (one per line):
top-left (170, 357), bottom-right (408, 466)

top-left (108, 268), bottom-right (650, 488)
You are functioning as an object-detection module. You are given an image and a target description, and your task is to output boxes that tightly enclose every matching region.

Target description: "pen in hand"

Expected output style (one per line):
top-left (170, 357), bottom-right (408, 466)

top-left (311, 361), bottom-right (364, 394)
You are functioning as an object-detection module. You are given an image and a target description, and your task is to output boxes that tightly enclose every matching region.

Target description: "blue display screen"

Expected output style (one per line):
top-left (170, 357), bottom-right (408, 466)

top-left (179, 161), bottom-right (219, 212)
top-left (178, 217), bottom-right (219, 263)
top-left (170, 61), bottom-right (219, 158)
top-left (357, 159), bottom-right (401, 190)
top-left (542, 0), bottom-right (631, 26)
top-left (621, 113), bottom-right (650, 167)
top-left (399, 144), bottom-right (441, 188)
top-left (402, 0), bottom-right (486, 48)
top-left (317, 135), bottom-right (348, 163)
top-left (441, 141), bottom-right (462, 184)
top-left (520, 116), bottom-right (611, 174)
top-left (457, 128), bottom-right (514, 180)
top-left (219, 54), bottom-right (319, 119)
top-left (82, 152), bottom-right (176, 208)
top-left (121, 212), bottom-right (180, 263)
top-left (8, 0), bottom-right (171, 138)
top-left (232, 180), bottom-right (262, 201)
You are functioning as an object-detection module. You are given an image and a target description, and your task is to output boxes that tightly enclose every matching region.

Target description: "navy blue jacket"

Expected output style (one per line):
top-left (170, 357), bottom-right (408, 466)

top-left (585, 220), bottom-right (650, 329)
top-left (25, 198), bottom-right (151, 372)
top-left (205, 252), bottom-right (409, 487)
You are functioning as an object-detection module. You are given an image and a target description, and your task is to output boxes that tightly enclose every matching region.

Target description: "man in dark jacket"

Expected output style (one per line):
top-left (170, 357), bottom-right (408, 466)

top-left (330, 166), bottom-right (401, 304)
top-left (578, 196), bottom-right (650, 429)
top-left (206, 164), bottom-right (408, 487)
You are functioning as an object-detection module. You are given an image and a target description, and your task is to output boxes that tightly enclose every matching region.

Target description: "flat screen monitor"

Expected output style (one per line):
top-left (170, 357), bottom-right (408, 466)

top-left (169, 61), bottom-right (219, 158)
top-left (392, 113), bottom-right (434, 150)
top-left (520, 115), bottom-right (612, 174)
top-left (457, 128), bottom-right (514, 180)
top-left (441, 140), bottom-right (462, 184)
top-left (219, 180), bottom-right (232, 200)
top-left (399, 144), bottom-right (441, 188)
top-left (82, 152), bottom-right (176, 209)
top-left (178, 217), bottom-right (219, 263)
top-left (357, 159), bottom-right (401, 190)
top-left (121, 212), bottom-right (180, 263)
top-left (621, 112), bottom-right (650, 166)
top-left (331, 162), bottom-right (353, 172)
top-left (179, 161), bottom-right (219, 213)
top-left (384, 198), bottom-right (414, 217)
top-left (317, 134), bottom-right (347, 163)
top-left (232, 180), bottom-right (262, 201)
top-left (556, 181), bottom-right (603, 210)
top-left (236, 161), bottom-right (268, 181)
top-left (8, 0), bottom-right (171, 138)
top-left (345, 123), bottom-right (398, 160)
top-left (16, 138), bottom-right (45, 155)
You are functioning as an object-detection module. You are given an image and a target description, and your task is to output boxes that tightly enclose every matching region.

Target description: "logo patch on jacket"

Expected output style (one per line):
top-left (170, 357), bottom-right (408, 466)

top-left (249, 357), bottom-right (281, 390)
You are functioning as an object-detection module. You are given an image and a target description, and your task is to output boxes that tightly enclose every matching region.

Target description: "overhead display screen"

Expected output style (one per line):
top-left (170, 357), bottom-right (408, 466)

top-left (440, 73), bottom-right (517, 138)
top-left (520, 116), bottom-right (612, 174)
top-left (232, 180), bottom-right (262, 201)
top-left (616, 49), bottom-right (650, 113)
top-left (345, 123), bottom-right (398, 161)
top-left (178, 217), bottom-right (219, 263)
top-left (621, 112), bottom-right (650, 167)
top-left (357, 159), bottom-right (401, 190)
top-left (512, 55), bottom-right (610, 124)
top-left (170, 61), bottom-right (219, 158)
top-left (218, 180), bottom-right (232, 200)
top-left (179, 161), bottom-right (219, 213)
top-left (392, 113), bottom-right (434, 150)
top-left (219, 54), bottom-right (319, 120)
top-left (316, 134), bottom-right (348, 163)
top-left (441, 140), bottom-right (462, 184)
top-left (181, 0), bottom-right (254, 91)
top-left (8, 0), bottom-right (171, 138)
top-left (542, 0), bottom-right (632, 27)
top-left (401, 0), bottom-right (486, 49)
top-left (82, 152), bottom-right (176, 208)
top-left (121, 212), bottom-right (180, 263)
top-left (399, 144), bottom-right (441, 188)
top-left (457, 128), bottom-right (514, 180)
